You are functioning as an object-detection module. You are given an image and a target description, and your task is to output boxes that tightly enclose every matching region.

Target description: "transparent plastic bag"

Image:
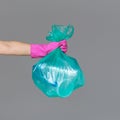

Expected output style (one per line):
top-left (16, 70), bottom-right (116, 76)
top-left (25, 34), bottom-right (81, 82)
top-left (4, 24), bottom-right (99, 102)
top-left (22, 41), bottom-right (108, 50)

top-left (32, 24), bottom-right (85, 98)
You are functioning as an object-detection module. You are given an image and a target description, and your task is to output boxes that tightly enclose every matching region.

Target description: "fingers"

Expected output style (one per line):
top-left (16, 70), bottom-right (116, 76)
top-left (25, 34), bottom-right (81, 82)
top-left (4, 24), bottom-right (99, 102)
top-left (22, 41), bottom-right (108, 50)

top-left (60, 40), bottom-right (67, 46)
top-left (47, 40), bottom-right (68, 53)
top-left (59, 40), bottom-right (68, 53)
top-left (60, 47), bottom-right (67, 53)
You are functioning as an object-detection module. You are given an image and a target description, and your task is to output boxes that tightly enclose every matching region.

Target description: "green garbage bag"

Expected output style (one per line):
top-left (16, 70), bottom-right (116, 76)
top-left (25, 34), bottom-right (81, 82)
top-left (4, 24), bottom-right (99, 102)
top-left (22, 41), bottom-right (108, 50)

top-left (32, 24), bottom-right (85, 98)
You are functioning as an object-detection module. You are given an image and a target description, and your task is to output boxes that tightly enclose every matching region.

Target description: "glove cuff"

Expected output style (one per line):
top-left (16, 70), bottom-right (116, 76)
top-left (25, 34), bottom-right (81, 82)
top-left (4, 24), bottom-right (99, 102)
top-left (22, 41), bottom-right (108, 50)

top-left (30, 44), bottom-right (48, 58)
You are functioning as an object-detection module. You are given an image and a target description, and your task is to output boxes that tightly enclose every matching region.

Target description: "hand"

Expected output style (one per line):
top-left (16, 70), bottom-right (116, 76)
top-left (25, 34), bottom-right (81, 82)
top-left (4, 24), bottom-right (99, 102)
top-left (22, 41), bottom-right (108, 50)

top-left (47, 40), bottom-right (67, 53)
top-left (30, 40), bottom-right (67, 58)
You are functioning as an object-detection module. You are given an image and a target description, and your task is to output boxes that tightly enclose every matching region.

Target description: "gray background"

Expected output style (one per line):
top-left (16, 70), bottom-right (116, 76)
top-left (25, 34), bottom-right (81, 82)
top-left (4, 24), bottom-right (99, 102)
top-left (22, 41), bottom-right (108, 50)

top-left (0, 0), bottom-right (120, 120)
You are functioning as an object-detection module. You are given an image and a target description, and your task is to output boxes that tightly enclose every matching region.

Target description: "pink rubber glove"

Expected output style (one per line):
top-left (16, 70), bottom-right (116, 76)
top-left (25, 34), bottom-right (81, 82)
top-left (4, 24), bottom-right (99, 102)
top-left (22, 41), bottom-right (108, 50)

top-left (30, 40), bottom-right (67, 58)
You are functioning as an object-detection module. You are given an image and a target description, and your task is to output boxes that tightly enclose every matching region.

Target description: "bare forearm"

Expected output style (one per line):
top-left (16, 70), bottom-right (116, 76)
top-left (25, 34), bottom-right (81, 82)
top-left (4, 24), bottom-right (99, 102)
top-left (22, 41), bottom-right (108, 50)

top-left (0, 40), bottom-right (30, 56)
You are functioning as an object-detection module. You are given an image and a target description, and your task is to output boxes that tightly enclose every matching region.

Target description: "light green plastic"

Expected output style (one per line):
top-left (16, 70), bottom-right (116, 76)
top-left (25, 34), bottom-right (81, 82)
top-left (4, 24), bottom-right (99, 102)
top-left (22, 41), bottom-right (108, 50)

top-left (46, 24), bottom-right (74, 42)
top-left (32, 24), bottom-right (85, 98)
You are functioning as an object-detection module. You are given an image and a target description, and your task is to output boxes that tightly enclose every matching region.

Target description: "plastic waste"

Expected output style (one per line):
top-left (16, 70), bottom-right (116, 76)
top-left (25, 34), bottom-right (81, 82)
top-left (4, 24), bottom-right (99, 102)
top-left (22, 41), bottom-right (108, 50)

top-left (32, 24), bottom-right (85, 98)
